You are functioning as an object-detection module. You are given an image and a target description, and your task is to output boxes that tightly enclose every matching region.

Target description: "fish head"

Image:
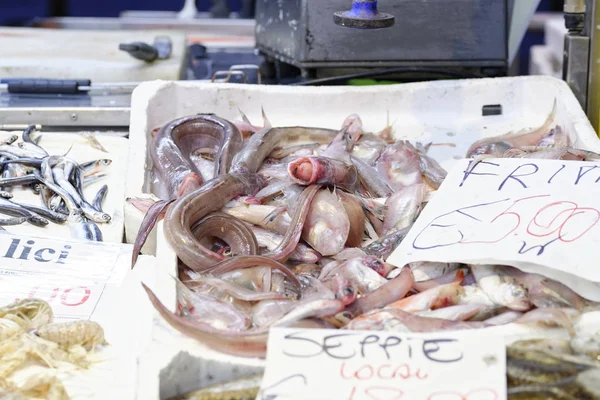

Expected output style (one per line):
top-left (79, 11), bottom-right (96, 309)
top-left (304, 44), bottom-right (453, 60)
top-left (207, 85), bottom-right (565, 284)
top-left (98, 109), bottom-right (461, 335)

top-left (331, 275), bottom-right (357, 306)
top-left (500, 282), bottom-right (531, 311)
top-left (341, 114), bottom-right (363, 146)
top-left (28, 215), bottom-right (48, 226)
top-left (466, 140), bottom-right (512, 158)
top-left (332, 311), bottom-right (355, 327)
top-left (362, 256), bottom-right (388, 277)
top-left (95, 212), bottom-right (112, 223)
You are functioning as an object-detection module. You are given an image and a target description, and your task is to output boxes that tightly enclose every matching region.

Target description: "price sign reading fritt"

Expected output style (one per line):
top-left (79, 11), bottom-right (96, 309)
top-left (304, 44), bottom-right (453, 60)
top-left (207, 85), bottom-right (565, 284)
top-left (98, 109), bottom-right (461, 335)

top-left (0, 232), bottom-right (131, 320)
top-left (388, 158), bottom-right (600, 301)
top-left (257, 328), bottom-right (506, 400)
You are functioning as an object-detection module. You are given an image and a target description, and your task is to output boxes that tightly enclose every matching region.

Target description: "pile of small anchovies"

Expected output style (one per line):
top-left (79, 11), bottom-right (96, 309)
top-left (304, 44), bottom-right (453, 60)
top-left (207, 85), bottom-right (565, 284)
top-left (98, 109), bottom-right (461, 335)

top-left (0, 126), bottom-right (112, 242)
top-left (132, 104), bottom-right (600, 376)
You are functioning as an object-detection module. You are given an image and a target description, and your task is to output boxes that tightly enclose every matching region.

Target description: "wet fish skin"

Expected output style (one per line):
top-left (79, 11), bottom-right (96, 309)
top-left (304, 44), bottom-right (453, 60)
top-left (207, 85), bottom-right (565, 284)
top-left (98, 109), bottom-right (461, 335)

top-left (319, 257), bottom-right (388, 295)
top-left (375, 141), bottom-right (423, 191)
top-left (81, 159), bottom-right (112, 177)
top-left (466, 100), bottom-right (557, 157)
top-left (515, 307), bottom-right (580, 336)
top-left (87, 219), bottom-right (103, 242)
top-left (471, 265), bottom-right (531, 311)
top-left (351, 133), bottom-right (387, 165)
top-left (350, 154), bottom-right (393, 197)
top-left (18, 140), bottom-right (47, 157)
top-left (387, 282), bottom-right (465, 312)
top-left (345, 308), bottom-right (486, 332)
top-left (362, 227), bottom-right (410, 260)
top-left (80, 131), bottom-right (109, 153)
top-left (484, 310), bottom-right (523, 325)
top-left (287, 156), bottom-right (360, 193)
top-left (92, 184), bottom-right (108, 213)
top-left (179, 375), bottom-right (262, 400)
top-left (68, 211), bottom-right (94, 241)
top-left (301, 188), bottom-right (349, 256)
top-left (382, 184), bottom-right (426, 234)
top-left (416, 304), bottom-right (485, 321)
top-left (11, 201), bottom-right (67, 224)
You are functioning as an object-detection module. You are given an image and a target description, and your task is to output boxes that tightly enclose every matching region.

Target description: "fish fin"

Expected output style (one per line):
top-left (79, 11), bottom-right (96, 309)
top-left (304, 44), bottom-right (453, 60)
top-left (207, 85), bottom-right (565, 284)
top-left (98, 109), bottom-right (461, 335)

top-left (262, 206), bottom-right (286, 223)
top-left (378, 110), bottom-right (397, 143)
top-left (454, 269), bottom-right (466, 284)
top-left (331, 187), bottom-right (341, 201)
top-left (535, 98), bottom-right (558, 136)
top-left (261, 107), bottom-right (272, 128)
top-left (237, 107), bottom-right (252, 124)
top-left (63, 145), bottom-right (74, 157)
top-left (132, 199), bottom-right (174, 268)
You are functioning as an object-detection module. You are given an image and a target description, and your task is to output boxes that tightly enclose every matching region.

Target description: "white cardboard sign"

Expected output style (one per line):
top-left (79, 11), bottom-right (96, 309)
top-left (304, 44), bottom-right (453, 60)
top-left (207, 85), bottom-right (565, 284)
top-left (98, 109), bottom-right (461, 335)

top-left (388, 158), bottom-right (600, 300)
top-left (257, 328), bottom-right (506, 400)
top-left (0, 232), bottom-right (131, 320)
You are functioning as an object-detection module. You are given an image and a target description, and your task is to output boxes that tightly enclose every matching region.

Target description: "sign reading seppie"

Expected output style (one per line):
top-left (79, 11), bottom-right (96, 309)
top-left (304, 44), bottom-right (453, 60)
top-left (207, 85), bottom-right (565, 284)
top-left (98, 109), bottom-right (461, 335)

top-left (0, 232), bottom-right (131, 320)
top-left (388, 158), bottom-right (600, 300)
top-left (257, 328), bottom-right (506, 400)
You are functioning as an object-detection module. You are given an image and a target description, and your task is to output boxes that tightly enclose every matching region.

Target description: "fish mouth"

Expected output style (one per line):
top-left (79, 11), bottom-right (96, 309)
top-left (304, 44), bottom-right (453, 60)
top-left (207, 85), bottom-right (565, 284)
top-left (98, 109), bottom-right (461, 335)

top-left (287, 156), bottom-right (321, 185)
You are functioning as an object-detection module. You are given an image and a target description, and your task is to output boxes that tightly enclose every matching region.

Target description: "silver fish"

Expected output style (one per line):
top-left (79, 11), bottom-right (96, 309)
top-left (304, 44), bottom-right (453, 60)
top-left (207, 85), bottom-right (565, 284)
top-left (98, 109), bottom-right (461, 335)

top-left (471, 265), bottom-right (531, 311)
top-left (80, 131), bottom-right (109, 153)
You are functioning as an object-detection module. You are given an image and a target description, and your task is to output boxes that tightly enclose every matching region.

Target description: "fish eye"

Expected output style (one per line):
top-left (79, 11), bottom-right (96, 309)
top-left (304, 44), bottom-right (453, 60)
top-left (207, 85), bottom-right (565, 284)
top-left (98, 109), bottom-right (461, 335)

top-left (343, 287), bottom-right (354, 296)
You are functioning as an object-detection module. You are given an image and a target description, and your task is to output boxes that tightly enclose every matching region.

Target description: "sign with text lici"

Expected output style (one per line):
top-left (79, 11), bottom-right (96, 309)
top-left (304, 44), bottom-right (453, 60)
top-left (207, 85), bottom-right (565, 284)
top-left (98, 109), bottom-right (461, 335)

top-left (257, 328), bottom-right (506, 400)
top-left (0, 232), bottom-right (130, 320)
top-left (388, 158), bottom-right (600, 300)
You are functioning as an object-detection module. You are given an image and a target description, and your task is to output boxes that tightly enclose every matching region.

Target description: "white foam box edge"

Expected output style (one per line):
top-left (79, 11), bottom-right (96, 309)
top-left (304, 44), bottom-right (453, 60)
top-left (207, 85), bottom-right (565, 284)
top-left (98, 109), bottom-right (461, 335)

top-left (126, 76), bottom-right (600, 398)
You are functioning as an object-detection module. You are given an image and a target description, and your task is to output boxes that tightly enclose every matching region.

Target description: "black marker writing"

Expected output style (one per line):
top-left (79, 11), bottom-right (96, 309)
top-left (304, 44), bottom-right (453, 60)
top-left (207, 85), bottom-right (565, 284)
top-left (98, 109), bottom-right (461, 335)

top-left (575, 165), bottom-right (599, 185)
top-left (547, 164), bottom-right (565, 184)
top-left (498, 163), bottom-right (539, 191)
top-left (283, 332), bottom-right (357, 359)
top-left (459, 160), bottom-right (500, 188)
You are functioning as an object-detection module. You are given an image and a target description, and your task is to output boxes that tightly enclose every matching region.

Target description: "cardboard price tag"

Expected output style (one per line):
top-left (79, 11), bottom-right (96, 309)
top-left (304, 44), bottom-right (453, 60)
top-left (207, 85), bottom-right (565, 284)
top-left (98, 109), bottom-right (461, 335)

top-left (388, 158), bottom-right (600, 301)
top-left (257, 328), bottom-right (506, 400)
top-left (0, 232), bottom-right (131, 320)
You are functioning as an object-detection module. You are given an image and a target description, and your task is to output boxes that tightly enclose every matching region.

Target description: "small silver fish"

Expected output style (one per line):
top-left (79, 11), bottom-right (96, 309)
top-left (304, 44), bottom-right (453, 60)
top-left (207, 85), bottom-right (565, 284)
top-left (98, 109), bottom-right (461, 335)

top-left (80, 132), bottom-right (109, 153)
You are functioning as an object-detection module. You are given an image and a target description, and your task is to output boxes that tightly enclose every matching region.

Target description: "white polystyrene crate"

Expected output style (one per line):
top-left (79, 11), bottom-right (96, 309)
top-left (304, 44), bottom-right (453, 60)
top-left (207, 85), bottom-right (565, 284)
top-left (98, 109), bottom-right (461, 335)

top-left (0, 131), bottom-right (128, 243)
top-left (127, 77), bottom-right (600, 398)
top-left (126, 76), bottom-right (600, 257)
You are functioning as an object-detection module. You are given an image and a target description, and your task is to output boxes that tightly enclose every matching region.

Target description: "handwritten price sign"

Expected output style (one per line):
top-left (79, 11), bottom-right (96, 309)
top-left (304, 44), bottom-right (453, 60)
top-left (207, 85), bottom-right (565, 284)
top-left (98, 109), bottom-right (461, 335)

top-left (388, 158), bottom-right (600, 301)
top-left (257, 328), bottom-right (506, 400)
top-left (0, 232), bottom-right (131, 320)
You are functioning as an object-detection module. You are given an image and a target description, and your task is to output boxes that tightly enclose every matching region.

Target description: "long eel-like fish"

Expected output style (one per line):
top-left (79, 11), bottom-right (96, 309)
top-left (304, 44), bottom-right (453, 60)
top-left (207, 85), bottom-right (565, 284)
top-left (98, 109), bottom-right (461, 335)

top-left (163, 173), bottom-right (266, 272)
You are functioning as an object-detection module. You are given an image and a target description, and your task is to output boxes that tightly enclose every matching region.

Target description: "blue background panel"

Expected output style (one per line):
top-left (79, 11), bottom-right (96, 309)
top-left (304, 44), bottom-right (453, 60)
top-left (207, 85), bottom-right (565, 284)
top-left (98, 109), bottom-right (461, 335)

top-left (0, 0), bottom-right (49, 25)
